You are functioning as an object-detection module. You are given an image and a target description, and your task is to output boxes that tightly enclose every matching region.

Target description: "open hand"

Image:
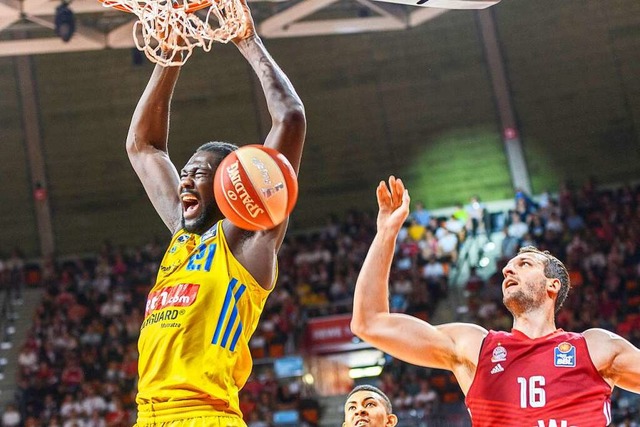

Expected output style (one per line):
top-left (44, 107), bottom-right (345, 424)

top-left (376, 176), bottom-right (410, 233)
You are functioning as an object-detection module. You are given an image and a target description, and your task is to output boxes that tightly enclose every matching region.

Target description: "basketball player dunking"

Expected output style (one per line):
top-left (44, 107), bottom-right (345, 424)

top-left (352, 177), bottom-right (640, 427)
top-left (125, 0), bottom-right (306, 424)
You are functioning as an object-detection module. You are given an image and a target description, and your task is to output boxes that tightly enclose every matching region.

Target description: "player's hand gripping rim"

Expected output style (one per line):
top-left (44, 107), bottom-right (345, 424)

top-left (231, 0), bottom-right (256, 43)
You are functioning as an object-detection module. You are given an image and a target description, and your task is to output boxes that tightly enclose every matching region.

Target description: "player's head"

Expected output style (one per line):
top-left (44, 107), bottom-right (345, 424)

top-left (502, 246), bottom-right (570, 315)
top-left (179, 141), bottom-right (238, 234)
top-left (343, 385), bottom-right (397, 427)
top-left (196, 141), bottom-right (239, 160)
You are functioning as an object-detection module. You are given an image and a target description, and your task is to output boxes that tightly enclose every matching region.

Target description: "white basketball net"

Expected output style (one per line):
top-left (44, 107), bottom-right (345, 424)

top-left (100, 0), bottom-right (246, 66)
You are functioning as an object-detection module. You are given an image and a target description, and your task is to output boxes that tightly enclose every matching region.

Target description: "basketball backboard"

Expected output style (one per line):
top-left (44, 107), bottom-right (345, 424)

top-left (370, 0), bottom-right (501, 10)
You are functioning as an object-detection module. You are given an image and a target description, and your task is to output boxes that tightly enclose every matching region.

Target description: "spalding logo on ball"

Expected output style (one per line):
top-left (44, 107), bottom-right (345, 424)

top-left (214, 145), bottom-right (298, 231)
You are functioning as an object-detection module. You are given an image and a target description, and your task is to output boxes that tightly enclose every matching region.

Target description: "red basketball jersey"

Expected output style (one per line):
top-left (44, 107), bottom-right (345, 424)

top-left (466, 329), bottom-right (612, 427)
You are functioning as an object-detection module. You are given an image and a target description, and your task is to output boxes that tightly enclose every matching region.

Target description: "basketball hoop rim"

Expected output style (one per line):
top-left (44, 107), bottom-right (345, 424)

top-left (98, 0), bottom-right (213, 14)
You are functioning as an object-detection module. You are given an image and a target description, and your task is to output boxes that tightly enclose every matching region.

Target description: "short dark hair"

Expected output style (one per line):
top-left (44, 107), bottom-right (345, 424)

top-left (518, 246), bottom-right (571, 313)
top-left (346, 385), bottom-right (392, 414)
top-left (196, 141), bottom-right (238, 162)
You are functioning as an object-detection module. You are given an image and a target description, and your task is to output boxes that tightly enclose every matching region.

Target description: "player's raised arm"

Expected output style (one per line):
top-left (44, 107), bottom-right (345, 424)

top-left (125, 56), bottom-right (183, 234)
top-left (220, 0), bottom-right (305, 290)
top-left (232, 0), bottom-right (306, 175)
top-left (228, 0), bottom-right (305, 253)
top-left (584, 328), bottom-right (640, 393)
top-left (351, 177), bottom-right (487, 390)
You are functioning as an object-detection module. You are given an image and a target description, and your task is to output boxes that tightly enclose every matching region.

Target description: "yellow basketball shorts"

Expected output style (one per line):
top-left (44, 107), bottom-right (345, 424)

top-left (135, 402), bottom-right (247, 427)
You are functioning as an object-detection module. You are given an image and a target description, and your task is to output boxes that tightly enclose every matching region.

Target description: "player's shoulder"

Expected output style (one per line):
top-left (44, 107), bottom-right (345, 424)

top-left (582, 327), bottom-right (629, 360)
top-left (583, 327), bottom-right (623, 345)
top-left (582, 328), bottom-right (625, 373)
top-left (438, 322), bottom-right (489, 344)
top-left (438, 322), bottom-right (488, 333)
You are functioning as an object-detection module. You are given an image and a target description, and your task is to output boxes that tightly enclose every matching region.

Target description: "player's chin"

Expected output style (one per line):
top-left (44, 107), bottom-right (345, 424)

top-left (502, 294), bottom-right (517, 310)
top-left (184, 204), bottom-right (220, 234)
top-left (182, 213), bottom-right (207, 234)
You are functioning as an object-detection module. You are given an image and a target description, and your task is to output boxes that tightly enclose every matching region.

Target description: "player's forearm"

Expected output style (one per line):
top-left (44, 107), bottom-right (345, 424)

top-left (127, 62), bottom-right (181, 154)
top-left (351, 228), bottom-right (397, 338)
top-left (235, 36), bottom-right (304, 127)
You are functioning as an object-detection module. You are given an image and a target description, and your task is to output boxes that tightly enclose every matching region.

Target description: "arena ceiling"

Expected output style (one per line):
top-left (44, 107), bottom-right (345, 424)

top-left (0, 0), bottom-right (497, 57)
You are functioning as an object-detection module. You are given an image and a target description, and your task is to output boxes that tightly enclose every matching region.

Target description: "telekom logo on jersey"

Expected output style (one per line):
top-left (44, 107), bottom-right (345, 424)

top-left (145, 283), bottom-right (200, 316)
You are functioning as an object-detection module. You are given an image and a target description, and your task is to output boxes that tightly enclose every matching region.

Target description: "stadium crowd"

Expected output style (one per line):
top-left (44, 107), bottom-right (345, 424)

top-left (0, 178), bottom-right (639, 426)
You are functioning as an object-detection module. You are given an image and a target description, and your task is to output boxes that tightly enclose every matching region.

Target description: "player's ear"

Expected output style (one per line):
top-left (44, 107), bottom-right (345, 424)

top-left (386, 414), bottom-right (398, 427)
top-left (547, 277), bottom-right (561, 295)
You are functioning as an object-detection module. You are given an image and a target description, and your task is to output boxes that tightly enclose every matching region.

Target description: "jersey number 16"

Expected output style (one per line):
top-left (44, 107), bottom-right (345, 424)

top-left (517, 376), bottom-right (546, 408)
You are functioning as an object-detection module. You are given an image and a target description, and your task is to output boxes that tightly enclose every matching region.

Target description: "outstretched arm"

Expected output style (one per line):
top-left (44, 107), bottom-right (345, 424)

top-left (585, 328), bottom-right (640, 393)
top-left (351, 177), bottom-right (487, 392)
top-left (126, 59), bottom-right (182, 233)
top-left (232, 5), bottom-right (306, 176)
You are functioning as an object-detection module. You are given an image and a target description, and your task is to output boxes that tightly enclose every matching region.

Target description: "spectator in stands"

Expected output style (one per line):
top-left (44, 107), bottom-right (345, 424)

top-left (392, 388), bottom-right (413, 411)
top-left (104, 397), bottom-right (129, 427)
top-left (62, 408), bottom-right (84, 427)
top-left (476, 295), bottom-right (499, 322)
top-left (545, 211), bottom-right (564, 236)
top-left (246, 412), bottom-right (269, 427)
top-left (466, 195), bottom-right (487, 238)
top-left (565, 206), bottom-right (586, 232)
top-left (500, 225), bottom-right (520, 259)
top-left (1, 403), bottom-right (21, 427)
top-left (276, 380), bottom-right (300, 411)
top-left (507, 211), bottom-right (528, 241)
top-left (86, 409), bottom-right (107, 427)
top-left (418, 229), bottom-right (440, 262)
top-left (514, 187), bottom-right (537, 220)
top-left (445, 213), bottom-right (466, 245)
top-left (17, 342), bottom-right (38, 376)
top-left (413, 380), bottom-right (439, 414)
top-left (435, 227), bottom-right (458, 263)
top-left (465, 266), bottom-right (484, 295)
top-left (411, 201), bottom-right (431, 227)
top-left (406, 218), bottom-right (427, 242)
top-left (343, 385), bottom-right (398, 427)
top-left (59, 393), bottom-right (82, 419)
top-left (527, 212), bottom-right (546, 240)
top-left (6, 248), bottom-right (25, 301)
top-left (451, 203), bottom-right (469, 227)
top-left (47, 415), bottom-right (63, 427)
top-left (421, 255), bottom-right (448, 304)
top-left (80, 384), bottom-right (107, 418)
top-left (40, 394), bottom-right (59, 424)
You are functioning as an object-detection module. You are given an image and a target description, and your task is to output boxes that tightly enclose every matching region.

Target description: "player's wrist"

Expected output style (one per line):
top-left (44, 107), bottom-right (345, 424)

top-left (234, 34), bottom-right (261, 49)
top-left (376, 226), bottom-right (400, 241)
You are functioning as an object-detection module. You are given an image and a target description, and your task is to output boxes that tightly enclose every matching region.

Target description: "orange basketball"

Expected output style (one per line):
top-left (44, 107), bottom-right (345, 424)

top-left (214, 145), bottom-right (298, 231)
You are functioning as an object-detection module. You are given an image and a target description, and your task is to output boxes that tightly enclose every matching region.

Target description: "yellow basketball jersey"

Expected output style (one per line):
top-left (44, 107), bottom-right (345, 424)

top-left (136, 221), bottom-right (272, 420)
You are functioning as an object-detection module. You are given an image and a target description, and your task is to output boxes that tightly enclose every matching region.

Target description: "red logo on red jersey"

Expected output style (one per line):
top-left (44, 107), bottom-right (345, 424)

top-left (491, 345), bottom-right (507, 362)
top-left (145, 283), bottom-right (200, 317)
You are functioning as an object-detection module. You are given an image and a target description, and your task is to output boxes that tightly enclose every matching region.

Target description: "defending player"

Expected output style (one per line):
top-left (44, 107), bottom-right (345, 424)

top-left (352, 176), bottom-right (640, 426)
top-left (343, 385), bottom-right (398, 427)
top-left (125, 0), bottom-right (306, 424)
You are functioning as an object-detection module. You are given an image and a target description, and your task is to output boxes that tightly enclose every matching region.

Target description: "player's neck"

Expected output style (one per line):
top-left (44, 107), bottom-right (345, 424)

top-left (512, 310), bottom-right (557, 339)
